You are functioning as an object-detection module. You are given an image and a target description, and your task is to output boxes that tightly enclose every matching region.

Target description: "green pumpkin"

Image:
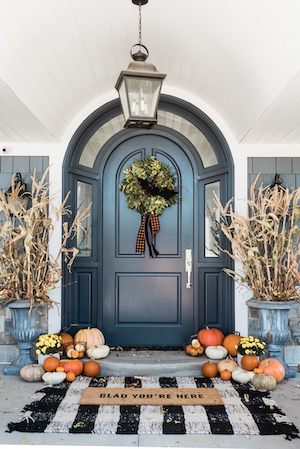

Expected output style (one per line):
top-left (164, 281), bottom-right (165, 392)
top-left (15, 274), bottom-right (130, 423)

top-left (251, 373), bottom-right (277, 391)
top-left (20, 364), bottom-right (45, 382)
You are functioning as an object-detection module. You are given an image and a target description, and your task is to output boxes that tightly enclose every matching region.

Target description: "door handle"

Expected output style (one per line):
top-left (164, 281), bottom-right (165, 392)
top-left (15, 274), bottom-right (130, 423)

top-left (185, 249), bottom-right (192, 288)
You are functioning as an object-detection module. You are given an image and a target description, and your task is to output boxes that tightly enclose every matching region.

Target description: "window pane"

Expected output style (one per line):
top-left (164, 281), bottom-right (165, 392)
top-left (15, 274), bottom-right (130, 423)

top-left (205, 181), bottom-right (220, 257)
top-left (79, 111), bottom-right (218, 169)
top-left (157, 111), bottom-right (218, 168)
top-left (79, 115), bottom-right (124, 168)
top-left (77, 181), bottom-right (92, 257)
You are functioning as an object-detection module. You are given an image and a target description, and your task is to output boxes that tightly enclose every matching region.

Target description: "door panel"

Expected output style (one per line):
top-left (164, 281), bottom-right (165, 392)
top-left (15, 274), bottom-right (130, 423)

top-left (102, 134), bottom-right (194, 346)
top-left (116, 273), bottom-right (180, 323)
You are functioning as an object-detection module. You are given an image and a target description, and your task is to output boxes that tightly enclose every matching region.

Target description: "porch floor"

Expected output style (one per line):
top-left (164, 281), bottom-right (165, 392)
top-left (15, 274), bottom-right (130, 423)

top-left (0, 362), bottom-right (299, 448)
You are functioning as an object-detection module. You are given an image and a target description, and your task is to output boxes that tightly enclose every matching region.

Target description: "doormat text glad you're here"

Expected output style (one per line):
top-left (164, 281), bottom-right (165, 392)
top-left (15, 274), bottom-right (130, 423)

top-left (79, 387), bottom-right (223, 406)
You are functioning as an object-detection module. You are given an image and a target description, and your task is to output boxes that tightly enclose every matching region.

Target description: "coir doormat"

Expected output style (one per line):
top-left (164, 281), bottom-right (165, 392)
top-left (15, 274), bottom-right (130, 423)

top-left (7, 376), bottom-right (299, 438)
top-left (79, 386), bottom-right (223, 406)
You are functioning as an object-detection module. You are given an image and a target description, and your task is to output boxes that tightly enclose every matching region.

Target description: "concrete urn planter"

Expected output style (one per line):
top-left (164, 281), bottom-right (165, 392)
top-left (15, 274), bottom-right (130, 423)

top-left (4, 300), bottom-right (44, 375)
top-left (247, 299), bottom-right (299, 346)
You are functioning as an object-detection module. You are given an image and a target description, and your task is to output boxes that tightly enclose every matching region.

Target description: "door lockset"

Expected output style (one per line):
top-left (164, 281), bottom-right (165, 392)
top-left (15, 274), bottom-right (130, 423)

top-left (185, 249), bottom-right (192, 288)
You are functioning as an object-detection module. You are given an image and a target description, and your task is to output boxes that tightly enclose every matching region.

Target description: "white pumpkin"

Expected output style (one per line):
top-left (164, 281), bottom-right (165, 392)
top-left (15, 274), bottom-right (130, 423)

top-left (74, 343), bottom-right (85, 352)
top-left (217, 359), bottom-right (238, 373)
top-left (86, 344), bottom-right (110, 359)
top-left (232, 367), bottom-right (255, 384)
top-left (191, 339), bottom-right (201, 349)
top-left (42, 372), bottom-right (66, 385)
top-left (205, 345), bottom-right (228, 360)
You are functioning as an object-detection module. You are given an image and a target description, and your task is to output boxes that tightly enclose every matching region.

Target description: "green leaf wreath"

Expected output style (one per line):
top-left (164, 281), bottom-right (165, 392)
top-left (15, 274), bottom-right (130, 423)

top-left (119, 156), bottom-right (178, 216)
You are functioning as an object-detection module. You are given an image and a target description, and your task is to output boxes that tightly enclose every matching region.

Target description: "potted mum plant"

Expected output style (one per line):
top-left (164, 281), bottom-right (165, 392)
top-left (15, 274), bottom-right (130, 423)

top-left (215, 176), bottom-right (300, 356)
top-left (35, 333), bottom-right (62, 365)
top-left (236, 336), bottom-right (267, 370)
top-left (0, 171), bottom-right (90, 374)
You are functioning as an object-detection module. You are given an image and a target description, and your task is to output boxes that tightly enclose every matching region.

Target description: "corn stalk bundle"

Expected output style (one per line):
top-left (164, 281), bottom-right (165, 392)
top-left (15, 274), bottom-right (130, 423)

top-left (215, 176), bottom-right (300, 301)
top-left (0, 170), bottom-right (91, 309)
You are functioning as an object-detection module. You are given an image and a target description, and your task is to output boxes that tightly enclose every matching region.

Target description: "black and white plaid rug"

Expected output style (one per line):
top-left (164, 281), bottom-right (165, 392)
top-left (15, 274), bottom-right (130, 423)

top-left (7, 376), bottom-right (299, 438)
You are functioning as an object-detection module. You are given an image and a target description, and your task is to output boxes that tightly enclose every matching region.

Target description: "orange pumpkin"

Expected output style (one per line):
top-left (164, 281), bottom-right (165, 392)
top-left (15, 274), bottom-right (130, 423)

top-left (66, 371), bottom-right (76, 382)
top-left (198, 327), bottom-right (225, 348)
top-left (60, 359), bottom-right (84, 376)
top-left (201, 361), bottom-right (219, 378)
top-left (258, 358), bottom-right (285, 382)
top-left (43, 356), bottom-right (60, 372)
top-left (83, 361), bottom-right (100, 377)
top-left (74, 328), bottom-right (105, 349)
top-left (241, 355), bottom-right (259, 371)
top-left (60, 333), bottom-right (74, 350)
top-left (56, 366), bottom-right (65, 372)
top-left (220, 370), bottom-right (232, 381)
top-left (223, 332), bottom-right (241, 356)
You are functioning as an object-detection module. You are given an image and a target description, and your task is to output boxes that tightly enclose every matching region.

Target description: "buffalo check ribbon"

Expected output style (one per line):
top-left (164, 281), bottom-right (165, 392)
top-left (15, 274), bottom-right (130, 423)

top-left (136, 213), bottom-right (160, 257)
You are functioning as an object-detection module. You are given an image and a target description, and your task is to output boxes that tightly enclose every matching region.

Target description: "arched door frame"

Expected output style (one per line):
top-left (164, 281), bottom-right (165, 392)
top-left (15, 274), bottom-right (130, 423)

top-left (62, 95), bottom-right (234, 336)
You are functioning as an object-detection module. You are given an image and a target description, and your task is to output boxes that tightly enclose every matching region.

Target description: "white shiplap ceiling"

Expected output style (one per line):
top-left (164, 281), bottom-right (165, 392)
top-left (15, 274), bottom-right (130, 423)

top-left (0, 0), bottom-right (300, 144)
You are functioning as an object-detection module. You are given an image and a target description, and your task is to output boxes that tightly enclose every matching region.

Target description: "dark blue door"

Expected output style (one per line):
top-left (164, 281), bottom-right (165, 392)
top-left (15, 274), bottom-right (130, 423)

top-left (102, 133), bottom-right (195, 346)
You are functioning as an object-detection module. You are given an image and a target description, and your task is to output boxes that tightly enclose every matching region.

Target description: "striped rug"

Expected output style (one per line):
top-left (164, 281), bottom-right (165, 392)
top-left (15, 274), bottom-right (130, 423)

top-left (7, 376), bottom-right (299, 438)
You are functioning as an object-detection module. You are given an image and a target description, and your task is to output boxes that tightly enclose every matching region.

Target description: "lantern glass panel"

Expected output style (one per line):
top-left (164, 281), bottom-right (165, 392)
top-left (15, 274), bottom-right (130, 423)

top-left (126, 77), bottom-right (161, 117)
top-left (118, 79), bottom-right (130, 121)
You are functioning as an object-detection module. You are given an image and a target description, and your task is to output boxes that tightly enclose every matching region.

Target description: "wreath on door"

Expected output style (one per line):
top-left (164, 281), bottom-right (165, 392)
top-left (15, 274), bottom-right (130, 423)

top-left (120, 156), bottom-right (178, 257)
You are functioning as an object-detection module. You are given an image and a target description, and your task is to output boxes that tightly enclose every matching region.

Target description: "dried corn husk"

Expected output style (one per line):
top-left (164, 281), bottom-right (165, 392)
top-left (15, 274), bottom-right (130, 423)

top-left (0, 170), bottom-right (91, 309)
top-left (214, 176), bottom-right (300, 301)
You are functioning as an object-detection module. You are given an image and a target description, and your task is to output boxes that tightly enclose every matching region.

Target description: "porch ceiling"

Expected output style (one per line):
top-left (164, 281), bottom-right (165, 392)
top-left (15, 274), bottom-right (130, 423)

top-left (0, 0), bottom-right (300, 144)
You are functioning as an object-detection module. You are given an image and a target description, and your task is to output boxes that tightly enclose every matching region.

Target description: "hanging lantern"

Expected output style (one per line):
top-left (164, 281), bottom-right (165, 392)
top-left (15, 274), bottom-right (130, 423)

top-left (115, 0), bottom-right (166, 128)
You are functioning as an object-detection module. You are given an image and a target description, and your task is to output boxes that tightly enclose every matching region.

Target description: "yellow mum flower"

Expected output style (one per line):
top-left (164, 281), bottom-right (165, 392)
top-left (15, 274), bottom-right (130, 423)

top-left (41, 347), bottom-right (47, 354)
top-left (36, 349), bottom-right (41, 355)
top-left (245, 349), bottom-right (250, 354)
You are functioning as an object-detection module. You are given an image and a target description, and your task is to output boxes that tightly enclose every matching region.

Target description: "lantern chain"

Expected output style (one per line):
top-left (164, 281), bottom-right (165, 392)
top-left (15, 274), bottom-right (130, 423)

top-left (138, 1), bottom-right (142, 48)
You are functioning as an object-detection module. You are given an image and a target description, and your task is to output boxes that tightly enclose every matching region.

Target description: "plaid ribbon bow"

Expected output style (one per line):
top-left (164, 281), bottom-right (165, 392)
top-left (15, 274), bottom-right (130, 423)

top-left (136, 213), bottom-right (160, 257)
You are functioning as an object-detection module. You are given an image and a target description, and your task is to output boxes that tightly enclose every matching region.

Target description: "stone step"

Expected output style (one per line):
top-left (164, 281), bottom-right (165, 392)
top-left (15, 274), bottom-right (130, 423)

top-left (88, 350), bottom-right (209, 377)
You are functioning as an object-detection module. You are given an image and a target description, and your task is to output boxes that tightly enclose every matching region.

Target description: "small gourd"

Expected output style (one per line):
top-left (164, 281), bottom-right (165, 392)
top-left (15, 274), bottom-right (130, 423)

top-left (74, 343), bottom-right (85, 352)
top-left (251, 373), bottom-right (277, 391)
top-left (191, 339), bottom-right (201, 349)
top-left (86, 344), bottom-right (110, 359)
top-left (205, 345), bottom-right (228, 360)
top-left (20, 364), bottom-right (45, 382)
top-left (231, 367), bottom-right (254, 384)
top-left (66, 348), bottom-right (79, 359)
top-left (220, 370), bottom-right (232, 381)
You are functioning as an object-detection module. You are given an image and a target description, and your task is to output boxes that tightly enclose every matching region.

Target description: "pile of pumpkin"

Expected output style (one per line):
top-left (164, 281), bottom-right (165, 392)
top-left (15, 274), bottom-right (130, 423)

top-left (20, 327), bottom-right (110, 384)
top-left (59, 327), bottom-right (110, 360)
top-left (185, 327), bottom-right (285, 391)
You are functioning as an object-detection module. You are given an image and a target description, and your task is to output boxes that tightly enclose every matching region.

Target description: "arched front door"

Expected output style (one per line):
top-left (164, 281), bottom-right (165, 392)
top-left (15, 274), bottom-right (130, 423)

top-left (63, 96), bottom-right (234, 346)
top-left (102, 132), bottom-right (196, 346)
